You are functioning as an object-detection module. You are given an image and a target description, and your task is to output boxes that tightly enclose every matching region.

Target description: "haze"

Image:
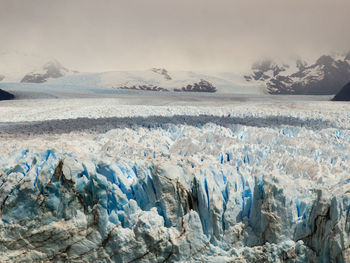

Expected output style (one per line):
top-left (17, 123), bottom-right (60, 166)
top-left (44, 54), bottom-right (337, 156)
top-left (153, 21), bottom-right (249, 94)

top-left (1, 0), bottom-right (349, 72)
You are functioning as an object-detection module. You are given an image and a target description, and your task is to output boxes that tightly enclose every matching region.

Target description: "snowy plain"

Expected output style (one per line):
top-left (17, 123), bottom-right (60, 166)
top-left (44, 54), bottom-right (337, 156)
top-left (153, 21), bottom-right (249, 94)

top-left (0, 91), bottom-right (350, 262)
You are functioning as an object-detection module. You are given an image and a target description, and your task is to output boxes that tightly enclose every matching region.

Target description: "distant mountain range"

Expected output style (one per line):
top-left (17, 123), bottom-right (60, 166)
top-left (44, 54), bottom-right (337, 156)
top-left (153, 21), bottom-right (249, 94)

top-left (49, 69), bottom-right (259, 94)
top-left (2, 50), bottom-right (350, 96)
top-left (0, 50), bottom-right (260, 94)
top-left (245, 53), bottom-right (350, 95)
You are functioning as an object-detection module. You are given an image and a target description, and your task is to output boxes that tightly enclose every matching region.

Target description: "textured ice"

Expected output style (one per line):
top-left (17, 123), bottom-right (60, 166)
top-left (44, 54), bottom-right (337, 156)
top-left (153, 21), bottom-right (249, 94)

top-left (1, 100), bottom-right (350, 262)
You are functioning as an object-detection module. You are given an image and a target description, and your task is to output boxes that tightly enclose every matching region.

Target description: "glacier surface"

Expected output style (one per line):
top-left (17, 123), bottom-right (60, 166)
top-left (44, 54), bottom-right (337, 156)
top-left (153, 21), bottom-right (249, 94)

top-left (1, 99), bottom-right (350, 262)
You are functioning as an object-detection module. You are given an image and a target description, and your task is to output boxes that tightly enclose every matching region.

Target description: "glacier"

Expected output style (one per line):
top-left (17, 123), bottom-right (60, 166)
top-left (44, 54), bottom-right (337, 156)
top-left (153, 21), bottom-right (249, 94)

top-left (1, 100), bottom-right (350, 262)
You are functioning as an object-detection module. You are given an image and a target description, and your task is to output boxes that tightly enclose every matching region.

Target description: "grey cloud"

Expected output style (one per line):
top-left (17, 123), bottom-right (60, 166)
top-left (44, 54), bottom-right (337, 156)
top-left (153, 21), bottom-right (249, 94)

top-left (0, 0), bottom-right (349, 72)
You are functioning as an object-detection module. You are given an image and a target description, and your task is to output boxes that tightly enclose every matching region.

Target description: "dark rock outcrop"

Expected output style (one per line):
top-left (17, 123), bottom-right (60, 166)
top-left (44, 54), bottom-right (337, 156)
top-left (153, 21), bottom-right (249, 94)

top-left (0, 89), bottom-right (15, 100)
top-left (332, 81), bottom-right (350, 101)
top-left (174, 79), bottom-right (217, 93)
top-left (118, 85), bottom-right (169, 92)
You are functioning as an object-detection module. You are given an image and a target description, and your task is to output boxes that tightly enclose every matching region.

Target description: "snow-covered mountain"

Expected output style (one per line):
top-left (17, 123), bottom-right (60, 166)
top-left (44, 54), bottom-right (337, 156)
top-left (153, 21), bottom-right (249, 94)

top-left (245, 53), bottom-right (350, 95)
top-left (0, 50), bottom-right (260, 94)
top-left (0, 50), bottom-right (76, 83)
top-left (21, 59), bottom-right (76, 83)
top-left (0, 50), bottom-right (52, 82)
top-left (51, 68), bottom-right (261, 94)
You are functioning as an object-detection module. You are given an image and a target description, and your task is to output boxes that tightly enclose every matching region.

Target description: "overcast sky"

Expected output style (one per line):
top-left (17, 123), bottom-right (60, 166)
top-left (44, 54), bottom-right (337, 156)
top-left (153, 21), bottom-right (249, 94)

top-left (1, 0), bottom-right (349, 72)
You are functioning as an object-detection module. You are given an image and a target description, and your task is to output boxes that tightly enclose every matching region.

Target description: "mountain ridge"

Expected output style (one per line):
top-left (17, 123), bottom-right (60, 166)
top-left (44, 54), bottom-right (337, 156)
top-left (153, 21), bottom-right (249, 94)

top-left (245, 53), bottom-right (350, 95)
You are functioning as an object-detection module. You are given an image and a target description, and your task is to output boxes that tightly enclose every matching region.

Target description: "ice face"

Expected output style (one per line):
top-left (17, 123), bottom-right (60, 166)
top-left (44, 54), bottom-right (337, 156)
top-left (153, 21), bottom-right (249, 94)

top-left (1, 101), bottom-right (350, 262)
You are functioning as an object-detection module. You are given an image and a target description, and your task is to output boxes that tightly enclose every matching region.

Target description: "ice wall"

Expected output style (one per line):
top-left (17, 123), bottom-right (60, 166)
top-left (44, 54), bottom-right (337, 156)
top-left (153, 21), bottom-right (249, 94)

top-left (1, 104), bottom-right (350, 262)
top-left (1, 143), bottom-right (350, 262)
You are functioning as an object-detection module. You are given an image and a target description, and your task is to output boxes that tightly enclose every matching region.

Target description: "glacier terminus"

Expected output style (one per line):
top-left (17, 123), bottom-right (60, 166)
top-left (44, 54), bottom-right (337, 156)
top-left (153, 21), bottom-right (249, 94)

top-left (0, 98), bottom-right (350, 262)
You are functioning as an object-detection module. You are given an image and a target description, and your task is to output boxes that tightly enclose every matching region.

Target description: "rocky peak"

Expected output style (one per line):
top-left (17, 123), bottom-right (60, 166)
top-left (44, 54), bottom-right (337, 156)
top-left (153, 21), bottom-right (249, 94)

top-left (247, 59), bottom-right (286, 82)
top-left (21, 59), bottom-right (74, 83)
top-left (315, 55), bottom-right (335, 66)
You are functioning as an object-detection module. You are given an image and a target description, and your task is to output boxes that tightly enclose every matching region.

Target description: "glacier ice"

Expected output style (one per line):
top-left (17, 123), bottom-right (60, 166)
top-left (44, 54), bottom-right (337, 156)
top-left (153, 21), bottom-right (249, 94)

top-left (1, 102), bottom-right (350, 262)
